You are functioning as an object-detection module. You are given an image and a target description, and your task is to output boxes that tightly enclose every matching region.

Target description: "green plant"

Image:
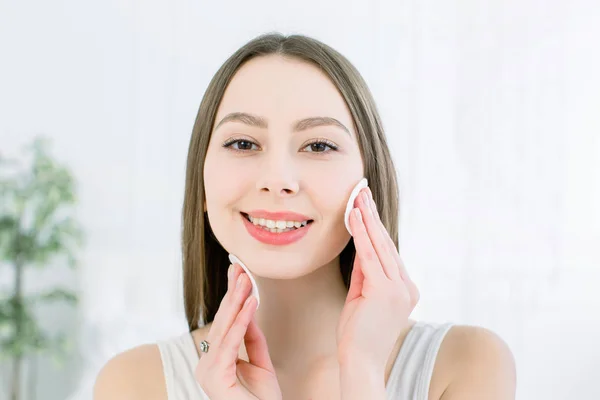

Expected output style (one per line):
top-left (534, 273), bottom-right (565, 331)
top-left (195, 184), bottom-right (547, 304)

top-left (0, 137), bottom-right (84, 400)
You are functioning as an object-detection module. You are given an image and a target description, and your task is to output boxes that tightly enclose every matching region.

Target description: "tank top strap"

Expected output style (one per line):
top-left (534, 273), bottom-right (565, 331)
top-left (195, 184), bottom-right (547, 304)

top-left (385, 321), bottom-right (454, 400)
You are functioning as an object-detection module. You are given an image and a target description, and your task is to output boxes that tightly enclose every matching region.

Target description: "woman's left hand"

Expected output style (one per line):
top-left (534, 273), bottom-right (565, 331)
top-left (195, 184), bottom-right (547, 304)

top-left (336, 186), bottom-right (420, 372)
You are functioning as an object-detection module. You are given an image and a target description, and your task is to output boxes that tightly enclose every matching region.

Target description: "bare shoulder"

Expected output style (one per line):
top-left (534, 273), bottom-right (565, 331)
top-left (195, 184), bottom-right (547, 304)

top-left (93, 343), bottom-right (167, 400)
top-left (431, 324), bottom-right (517, 400)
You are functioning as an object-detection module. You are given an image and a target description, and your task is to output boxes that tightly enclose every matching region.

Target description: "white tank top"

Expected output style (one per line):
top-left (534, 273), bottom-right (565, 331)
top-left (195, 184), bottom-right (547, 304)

top-left (157, 321), bottom-right (453, 400)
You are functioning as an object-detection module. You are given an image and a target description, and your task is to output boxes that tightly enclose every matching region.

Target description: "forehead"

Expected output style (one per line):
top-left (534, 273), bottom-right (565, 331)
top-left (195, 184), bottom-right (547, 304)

top-left (215, 55), bottom-right (354, 130)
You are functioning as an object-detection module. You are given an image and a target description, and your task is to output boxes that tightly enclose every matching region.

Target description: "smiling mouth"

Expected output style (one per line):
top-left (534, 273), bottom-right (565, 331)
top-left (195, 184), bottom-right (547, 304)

top-left (240, 212), bottom-right (314, 233)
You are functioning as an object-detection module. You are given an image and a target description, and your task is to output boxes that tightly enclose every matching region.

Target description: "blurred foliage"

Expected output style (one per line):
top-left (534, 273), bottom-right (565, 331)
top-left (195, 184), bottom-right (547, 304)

top-left (0, 137), bottom-right (84, 398)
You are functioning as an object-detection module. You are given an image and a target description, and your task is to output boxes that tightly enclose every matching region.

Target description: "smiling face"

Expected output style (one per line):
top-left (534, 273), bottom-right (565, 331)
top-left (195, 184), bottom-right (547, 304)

top-left (203, 55), bottom-right (364, 278)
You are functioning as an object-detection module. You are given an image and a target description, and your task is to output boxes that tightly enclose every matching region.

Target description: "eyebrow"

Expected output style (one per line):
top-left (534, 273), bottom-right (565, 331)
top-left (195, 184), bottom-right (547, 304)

top-left (214, 112), bottom-right (351, 136)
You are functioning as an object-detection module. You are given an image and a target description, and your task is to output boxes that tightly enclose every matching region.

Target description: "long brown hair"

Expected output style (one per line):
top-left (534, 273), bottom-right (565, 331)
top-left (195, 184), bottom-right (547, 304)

top-left (182, 32), bottom-right (400, 331)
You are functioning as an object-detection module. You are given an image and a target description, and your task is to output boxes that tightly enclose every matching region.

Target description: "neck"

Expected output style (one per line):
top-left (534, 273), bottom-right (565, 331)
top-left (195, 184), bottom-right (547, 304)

top-left (249, 258), bottom-right (348, 373)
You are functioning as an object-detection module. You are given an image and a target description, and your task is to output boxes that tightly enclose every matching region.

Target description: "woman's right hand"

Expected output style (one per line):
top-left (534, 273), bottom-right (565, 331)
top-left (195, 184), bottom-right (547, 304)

top-left (195, 263), bottom-right (282, 400)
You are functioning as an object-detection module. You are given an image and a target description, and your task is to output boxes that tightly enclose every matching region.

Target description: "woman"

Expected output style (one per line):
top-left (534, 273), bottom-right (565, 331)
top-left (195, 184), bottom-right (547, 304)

top-left (94, 33), bottom-right (516, 400)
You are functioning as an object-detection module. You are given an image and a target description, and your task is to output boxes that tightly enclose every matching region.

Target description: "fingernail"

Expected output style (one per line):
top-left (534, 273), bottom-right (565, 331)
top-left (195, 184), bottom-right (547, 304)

top-left (228, 264), bottom-right (233, 280)
top-left (236, 274), bottom-right (243, 289)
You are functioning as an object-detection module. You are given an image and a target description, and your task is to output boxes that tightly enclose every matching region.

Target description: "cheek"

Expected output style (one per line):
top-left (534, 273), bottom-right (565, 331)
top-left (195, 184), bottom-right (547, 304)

top-left (322, 185), bottom-right (351, 221)
top-left (311, 170), bottom-right (363, 216)
top-left (204, 152), bottom-right (250, 208)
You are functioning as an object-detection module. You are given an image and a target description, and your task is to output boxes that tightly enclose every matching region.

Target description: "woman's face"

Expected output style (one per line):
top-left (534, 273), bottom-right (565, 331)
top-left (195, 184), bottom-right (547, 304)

top-left (204, 55), bottom-right (364, 278)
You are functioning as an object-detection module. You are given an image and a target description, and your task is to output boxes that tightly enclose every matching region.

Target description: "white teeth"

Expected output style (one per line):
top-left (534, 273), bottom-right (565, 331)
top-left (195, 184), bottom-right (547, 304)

top-left (247, 214), bottom-right (311, 229)
top-left (275, 220), bottom-right (287, 229)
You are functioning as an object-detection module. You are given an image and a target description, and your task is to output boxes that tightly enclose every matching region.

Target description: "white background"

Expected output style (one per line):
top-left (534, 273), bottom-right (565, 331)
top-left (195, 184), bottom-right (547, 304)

top-left (1, 0), bottom-right (599, 399)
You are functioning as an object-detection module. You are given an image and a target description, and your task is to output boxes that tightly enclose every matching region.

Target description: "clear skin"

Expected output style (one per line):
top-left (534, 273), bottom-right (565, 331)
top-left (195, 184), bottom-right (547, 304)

top-left (199, 55), bottom-right (424, 400)
top-left (203, 54), bottom-right (365, 380)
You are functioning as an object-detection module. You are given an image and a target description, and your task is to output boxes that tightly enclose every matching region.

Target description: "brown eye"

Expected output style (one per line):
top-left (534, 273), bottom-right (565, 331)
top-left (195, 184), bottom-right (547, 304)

top-left (222, 139), bottom-right (259, 152)
top-left (310, 142), bottom-right (327, 152)
top-left (302, 139), bottom-right (338, 154)
top-left (235, 140), bottom-right (253, 150)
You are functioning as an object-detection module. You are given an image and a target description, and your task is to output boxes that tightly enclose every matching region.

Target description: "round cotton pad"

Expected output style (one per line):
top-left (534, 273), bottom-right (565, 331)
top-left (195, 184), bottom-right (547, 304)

top-left (228, 254), bottom-right (260, 308)
top-left (344, 177), bottom-right (368, 235)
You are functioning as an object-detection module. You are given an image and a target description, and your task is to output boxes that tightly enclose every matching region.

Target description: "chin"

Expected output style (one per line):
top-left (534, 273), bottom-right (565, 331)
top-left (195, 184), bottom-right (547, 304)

top-left (236, 252), bottom-right (320, 279)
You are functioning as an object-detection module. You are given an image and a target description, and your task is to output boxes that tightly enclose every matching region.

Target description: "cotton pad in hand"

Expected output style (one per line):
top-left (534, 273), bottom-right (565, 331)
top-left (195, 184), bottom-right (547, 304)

top-left (344, 177), bottom-right (368, 235)
top-left (228, 254), bottom-right (260, 308)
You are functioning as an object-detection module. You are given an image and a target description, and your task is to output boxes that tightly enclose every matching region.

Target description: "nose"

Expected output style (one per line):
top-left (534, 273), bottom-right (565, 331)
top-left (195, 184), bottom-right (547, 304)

top-left (255, 154), bottom-right (300, 198)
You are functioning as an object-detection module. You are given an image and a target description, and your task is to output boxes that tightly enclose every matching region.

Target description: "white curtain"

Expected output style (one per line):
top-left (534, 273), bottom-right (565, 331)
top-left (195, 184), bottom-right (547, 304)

top-left (0, 1), bottom-right (598, 399)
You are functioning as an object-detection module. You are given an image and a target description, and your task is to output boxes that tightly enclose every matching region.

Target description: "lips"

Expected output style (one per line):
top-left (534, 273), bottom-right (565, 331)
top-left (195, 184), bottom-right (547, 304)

top-left (240, 212), bottom-right (313, 245)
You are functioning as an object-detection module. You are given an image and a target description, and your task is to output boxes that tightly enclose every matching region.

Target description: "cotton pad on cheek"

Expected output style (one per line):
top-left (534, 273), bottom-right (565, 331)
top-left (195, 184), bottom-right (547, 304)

top-left (344, 177), bottom-right (368, 235)
top-left (228, 254), bottom-right (260, 308)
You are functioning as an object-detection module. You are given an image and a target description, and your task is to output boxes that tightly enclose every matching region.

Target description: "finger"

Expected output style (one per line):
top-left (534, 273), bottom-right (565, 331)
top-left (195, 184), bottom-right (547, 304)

top-left (367, 189), bottom-right (419, 304)
top-left (345, 255), bottom-right (364, 305)
top-left (367, 188), bottom-right (412, 283)
top-left (208, 270), bottom-right (251, 349)
top-left (359, 189), bottom-right (401, 281)
top-left (349, 207), bottom-right (387, 284)
top-left (227, 263), bottom-right (235, 292)
top-left (221, 295), bottom-right (258, 363)
top-left (244, 315), bottom-right (276, 372)
top-left (229, 263), bottom-right (244, 291)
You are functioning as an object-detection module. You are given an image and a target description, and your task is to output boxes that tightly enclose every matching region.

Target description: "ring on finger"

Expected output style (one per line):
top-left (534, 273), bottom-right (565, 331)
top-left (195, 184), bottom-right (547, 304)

top-left (200, 339), bottom-right (210, 353)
